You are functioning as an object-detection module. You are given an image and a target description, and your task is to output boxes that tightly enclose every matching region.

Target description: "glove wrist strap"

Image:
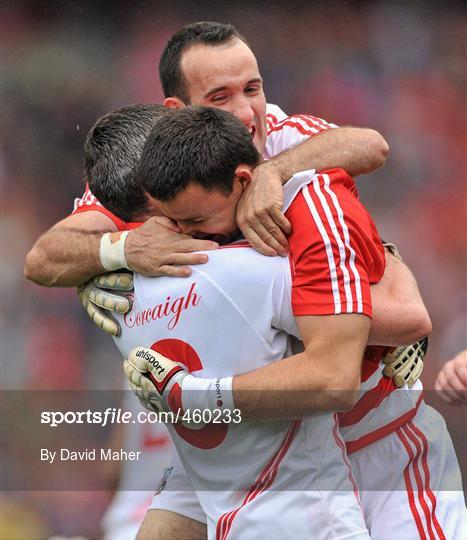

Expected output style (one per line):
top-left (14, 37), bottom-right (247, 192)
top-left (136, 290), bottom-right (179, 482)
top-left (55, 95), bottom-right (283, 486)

top-left (181, 375), bottom-right (235, 413)
top-left (99, 231), bottom-right (130, 271)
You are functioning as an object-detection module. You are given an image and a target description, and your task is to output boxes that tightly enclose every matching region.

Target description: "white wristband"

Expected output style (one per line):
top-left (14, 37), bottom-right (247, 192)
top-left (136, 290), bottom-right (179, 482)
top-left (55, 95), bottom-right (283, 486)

top-left (181, 375), bottom-right (235, 413)
top-left (99, 231), bottom-right (130, 271)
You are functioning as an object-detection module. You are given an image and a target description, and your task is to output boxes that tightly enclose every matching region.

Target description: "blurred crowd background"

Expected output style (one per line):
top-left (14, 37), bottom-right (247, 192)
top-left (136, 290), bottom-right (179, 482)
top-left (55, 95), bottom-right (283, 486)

top-left (2, 1), bottom-right (465, 538)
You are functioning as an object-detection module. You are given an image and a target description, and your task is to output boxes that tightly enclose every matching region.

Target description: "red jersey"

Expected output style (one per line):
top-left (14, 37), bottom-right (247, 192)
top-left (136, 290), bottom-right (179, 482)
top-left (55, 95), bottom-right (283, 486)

top-left (283, 169), bottom-right (422, 452)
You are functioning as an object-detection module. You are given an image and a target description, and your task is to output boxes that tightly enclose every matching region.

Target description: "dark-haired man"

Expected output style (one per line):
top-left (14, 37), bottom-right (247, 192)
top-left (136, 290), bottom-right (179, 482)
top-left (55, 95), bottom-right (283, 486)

top-left (82, 103), bottom-right (379, 539)
top-left (78, 103), bottom-right (432, 539)
top-left (25, 21), bottom-right (388, 298)
top-left (122, 107), bottom-right (465, 540)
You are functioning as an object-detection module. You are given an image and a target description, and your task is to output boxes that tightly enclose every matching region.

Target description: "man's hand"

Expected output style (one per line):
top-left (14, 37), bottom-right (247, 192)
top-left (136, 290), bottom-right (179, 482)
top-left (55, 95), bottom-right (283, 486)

top-left (435, 349), bottom-right (467, 406)
top-left (125, 217), bottom-right (219, 277)
top-left (78, 272), bottom-right (134, 337)
top-left (124, 346), bottom-right (187, 416)
top-left (382, 338), bottom-right (428, 388)
top-left (236, 162), bottom-right (291, 257)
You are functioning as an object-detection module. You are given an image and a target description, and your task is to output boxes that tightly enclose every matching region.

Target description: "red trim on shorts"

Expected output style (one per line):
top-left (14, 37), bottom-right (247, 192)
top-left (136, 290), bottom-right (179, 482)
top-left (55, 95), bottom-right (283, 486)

top-left (216, 420), bottom-right (301, 540)
top-left (397, 427), bottom-right (428, 539)
top-left (338, 376), bottom-right (397, 428)
top-left (345, 393), bottom-right (424, 454)
top-left (402, 425), bottom-right (437, 540)
top-left (332, 413), bottom-right (363, 512)
top-left (407, 422), bottom-right (446, 540)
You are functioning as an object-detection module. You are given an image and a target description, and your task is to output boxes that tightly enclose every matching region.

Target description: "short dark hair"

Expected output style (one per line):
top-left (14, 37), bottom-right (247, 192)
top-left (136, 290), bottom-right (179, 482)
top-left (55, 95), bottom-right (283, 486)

top-left (159, 21), bottom-right (249, 103)
top-left (137, 106), bottom-right (260, 201)
top-left (84, 104), bottom-right (171, 221)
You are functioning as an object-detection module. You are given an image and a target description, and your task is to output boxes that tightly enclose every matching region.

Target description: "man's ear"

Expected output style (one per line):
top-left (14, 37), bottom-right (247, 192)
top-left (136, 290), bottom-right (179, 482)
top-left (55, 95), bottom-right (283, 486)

top-left (164, 97), bottom-right (186, 110)
top-left (234, 165), bottom-right (254, 190)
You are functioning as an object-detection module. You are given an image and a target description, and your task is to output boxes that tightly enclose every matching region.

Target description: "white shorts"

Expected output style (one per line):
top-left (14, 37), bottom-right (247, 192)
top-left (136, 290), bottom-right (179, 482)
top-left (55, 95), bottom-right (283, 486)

top-left (349, 403), bottom-right (467, 539)
top-left (150, 404), bottom-right (466, 539)
top-left (151, 442), bottom-right (369, 540)
top-left (150, 452), bottom-right (207, 525)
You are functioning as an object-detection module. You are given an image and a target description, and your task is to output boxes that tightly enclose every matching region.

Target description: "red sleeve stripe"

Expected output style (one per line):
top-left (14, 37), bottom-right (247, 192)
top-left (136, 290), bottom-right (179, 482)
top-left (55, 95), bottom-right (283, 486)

top-left (265, 113), bottom-right (278, 129)
top-left (268, 117), bottom-right (321, 136)
top-left (302, 175), bottom-right (363, 314)
top-left (268, 114), bottom-right (336, 135)
top-left (296, 114), bottom-right (337, 130)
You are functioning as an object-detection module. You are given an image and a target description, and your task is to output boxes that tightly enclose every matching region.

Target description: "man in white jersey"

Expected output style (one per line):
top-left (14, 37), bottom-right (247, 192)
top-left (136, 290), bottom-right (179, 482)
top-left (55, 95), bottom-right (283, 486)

top-left (79, 104), bottom-right (180, 539)
top-left (116, 246), bottom-right (373, 540)
top-left (124, 107), bottom-right (466, 540)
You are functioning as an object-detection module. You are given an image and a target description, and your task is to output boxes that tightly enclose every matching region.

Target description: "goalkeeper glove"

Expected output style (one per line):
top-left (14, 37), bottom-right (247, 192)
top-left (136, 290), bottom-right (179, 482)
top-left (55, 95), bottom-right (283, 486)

top-left (78, 272), bottom-right (133, 337)
top-left (383, 337), bottom-right (428, 388)
top-left (124, 346), bottom-right (234, 420)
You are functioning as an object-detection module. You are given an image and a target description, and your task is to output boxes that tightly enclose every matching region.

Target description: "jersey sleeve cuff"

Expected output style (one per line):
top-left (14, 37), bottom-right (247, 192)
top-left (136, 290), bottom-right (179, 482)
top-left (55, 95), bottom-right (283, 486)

top-left (72, 204), bottom-right (126, 230)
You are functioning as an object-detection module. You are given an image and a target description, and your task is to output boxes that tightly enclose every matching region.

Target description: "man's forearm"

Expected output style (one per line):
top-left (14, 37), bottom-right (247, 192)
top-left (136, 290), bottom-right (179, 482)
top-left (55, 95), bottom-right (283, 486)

top-left (24, 228), bottom-right (106, 287)
top-left (25, 211), bottom-right (117, 287)
top-left (368, 255), bottom-right (432, 346)
top-left (270, 127), bottom-right (389, 182)
top-left (230, 351), bottom-right (358, 421)
top-left (181, 314), bottom-right (370, 422)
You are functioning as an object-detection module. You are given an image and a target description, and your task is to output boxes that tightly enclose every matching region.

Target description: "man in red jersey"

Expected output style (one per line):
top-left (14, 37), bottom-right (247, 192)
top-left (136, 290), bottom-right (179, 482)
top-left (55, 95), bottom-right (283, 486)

top-left (123, 107), bottom-right (465, 540)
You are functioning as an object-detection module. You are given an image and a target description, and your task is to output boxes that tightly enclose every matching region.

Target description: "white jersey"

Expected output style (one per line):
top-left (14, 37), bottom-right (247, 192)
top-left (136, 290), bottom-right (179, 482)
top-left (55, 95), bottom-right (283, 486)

top-left (265, 106), bottom-right (338, 160)
top-left (115, 245), bottom-right (368, 539)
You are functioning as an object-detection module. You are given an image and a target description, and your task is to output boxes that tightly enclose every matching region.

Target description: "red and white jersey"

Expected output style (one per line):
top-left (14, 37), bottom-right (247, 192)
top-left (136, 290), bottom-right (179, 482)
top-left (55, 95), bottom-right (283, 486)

top-left (114, 245), bottom-right (368, 539)
top-left (72, 103), bottom-right (337, 228)
top-left (265, 113), bottom-right (337, 160)
top-left (282, 169), bottom-right (423, 453)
